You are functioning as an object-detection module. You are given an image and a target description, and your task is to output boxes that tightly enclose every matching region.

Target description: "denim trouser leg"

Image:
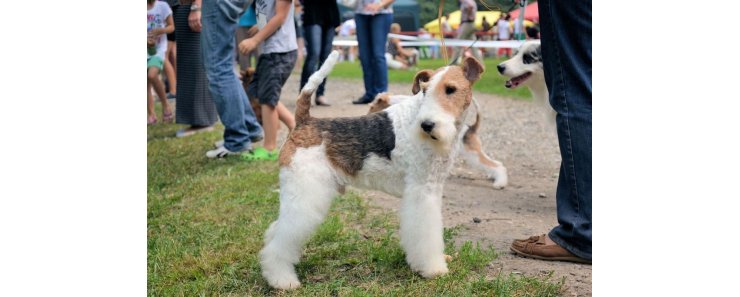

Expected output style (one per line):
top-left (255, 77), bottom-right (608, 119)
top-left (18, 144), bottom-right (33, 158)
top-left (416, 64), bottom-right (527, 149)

top-left (539, 0), bottom-right (592, 260)
top-left (300, 24), bottom-right (335, 96)
top-left (201, 0), bottom-right (262, 152)
top-left (355, 14), bottom-right (392, 99)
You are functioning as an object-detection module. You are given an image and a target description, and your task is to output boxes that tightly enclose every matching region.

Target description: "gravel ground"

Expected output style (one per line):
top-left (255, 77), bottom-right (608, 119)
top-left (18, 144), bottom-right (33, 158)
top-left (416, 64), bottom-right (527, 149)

top-left (272, 72), bottom-right (592, 297)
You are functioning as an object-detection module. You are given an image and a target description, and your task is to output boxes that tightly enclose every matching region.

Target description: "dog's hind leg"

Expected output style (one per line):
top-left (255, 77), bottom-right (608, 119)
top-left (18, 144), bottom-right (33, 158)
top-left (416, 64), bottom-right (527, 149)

top-left (460, 134), bottom-right (508, 189)
top-left (260, 155), bottom-right (338, 290)
top-left (399, 183), bottom-right (449, 278)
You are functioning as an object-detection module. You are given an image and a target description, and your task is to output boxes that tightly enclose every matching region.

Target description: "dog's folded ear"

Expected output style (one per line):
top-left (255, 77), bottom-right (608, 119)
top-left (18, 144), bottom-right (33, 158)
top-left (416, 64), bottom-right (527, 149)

top-left (412, 70), bottom-right (433, 95)
top-left (462, 57), bottom-right (485, 83)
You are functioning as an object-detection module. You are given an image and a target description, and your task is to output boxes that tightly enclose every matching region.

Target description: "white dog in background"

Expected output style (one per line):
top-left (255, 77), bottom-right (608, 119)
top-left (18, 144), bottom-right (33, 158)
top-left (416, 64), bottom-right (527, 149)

top-left (496, 40), bottom-right (555, 125)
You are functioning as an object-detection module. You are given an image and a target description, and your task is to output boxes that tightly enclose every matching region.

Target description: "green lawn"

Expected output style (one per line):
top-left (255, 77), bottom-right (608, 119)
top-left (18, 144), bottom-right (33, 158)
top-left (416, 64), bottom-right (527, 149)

top-left (328, 57), bottom-right (533, 99)
top-left (148, 112), bottom-right (563, 296)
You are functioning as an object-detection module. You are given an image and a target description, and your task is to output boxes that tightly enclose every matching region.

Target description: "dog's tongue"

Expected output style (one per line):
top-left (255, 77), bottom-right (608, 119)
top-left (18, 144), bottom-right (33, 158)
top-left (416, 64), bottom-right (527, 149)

top-left (505, 79), bottom-right (519, 89)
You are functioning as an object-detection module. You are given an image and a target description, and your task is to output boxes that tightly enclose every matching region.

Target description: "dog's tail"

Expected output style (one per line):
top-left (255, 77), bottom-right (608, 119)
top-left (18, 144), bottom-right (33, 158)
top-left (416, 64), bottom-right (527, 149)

top-left (469, 98), bottom-right (481, 132)
top-left (295, 50), bottom-right (340, 125)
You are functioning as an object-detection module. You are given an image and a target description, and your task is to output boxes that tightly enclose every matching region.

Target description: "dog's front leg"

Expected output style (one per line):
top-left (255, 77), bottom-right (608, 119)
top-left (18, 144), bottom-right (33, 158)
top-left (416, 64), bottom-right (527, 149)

top-left (399, 182), bottom-right (449, 278)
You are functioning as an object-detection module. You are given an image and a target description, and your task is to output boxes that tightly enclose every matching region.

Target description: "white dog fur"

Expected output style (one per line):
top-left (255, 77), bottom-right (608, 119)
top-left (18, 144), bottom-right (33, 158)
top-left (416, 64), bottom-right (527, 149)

top-left (259, 51), bottom-right (485, 289)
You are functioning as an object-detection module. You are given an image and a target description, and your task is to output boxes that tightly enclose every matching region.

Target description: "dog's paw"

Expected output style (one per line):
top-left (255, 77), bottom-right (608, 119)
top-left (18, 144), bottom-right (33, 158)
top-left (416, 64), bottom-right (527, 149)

top-left (417, 257), bottom-right (449, 278)
top-left (420, 265), bottom-right (449, 279)
top-left (492, 179), bottom-right (507, 190)
top-left (267, 275), bottom-right (301, 290)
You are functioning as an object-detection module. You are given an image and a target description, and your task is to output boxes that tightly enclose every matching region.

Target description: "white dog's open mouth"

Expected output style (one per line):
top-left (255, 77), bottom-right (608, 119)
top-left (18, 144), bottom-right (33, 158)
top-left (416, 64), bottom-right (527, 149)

top-left (505, 72), bottom-right (532, 88)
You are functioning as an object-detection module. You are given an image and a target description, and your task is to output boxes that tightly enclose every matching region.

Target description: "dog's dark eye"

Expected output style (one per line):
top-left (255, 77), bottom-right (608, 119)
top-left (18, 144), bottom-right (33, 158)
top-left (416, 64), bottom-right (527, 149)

top-left (445, 86), bottom-right (456, 95)
top-left (523, 53), bottom-right (538, 65)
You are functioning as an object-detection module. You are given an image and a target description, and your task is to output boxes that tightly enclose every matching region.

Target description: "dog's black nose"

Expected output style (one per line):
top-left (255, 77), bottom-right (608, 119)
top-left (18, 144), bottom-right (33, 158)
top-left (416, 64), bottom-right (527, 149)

top-left (497, 64), bottom-right (506, 74)
top-left (421, 121), bottom-right (435, 133)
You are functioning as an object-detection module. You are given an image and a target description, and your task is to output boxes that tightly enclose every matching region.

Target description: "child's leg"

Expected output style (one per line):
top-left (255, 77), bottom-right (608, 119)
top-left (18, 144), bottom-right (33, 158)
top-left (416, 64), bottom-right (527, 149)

top-left (261, 104), bottom-right (279, 151)
top-left (276, 102), bottom-right (295, 131)
top-left (147, 80), bottom-right (156, 119)
top-left (147, 66), bottom-right (172, 116)
top-left (164, 43), bottom-right (177, 95)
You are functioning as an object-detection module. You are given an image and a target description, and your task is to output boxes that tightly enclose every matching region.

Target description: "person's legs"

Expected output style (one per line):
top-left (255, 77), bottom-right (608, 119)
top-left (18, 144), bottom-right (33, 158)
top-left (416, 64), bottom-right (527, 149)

top-left (368, 13), bottom-right (392, 98)
top-left (460, 24), bottom-right (483, 62)
top-left (354, 14), bottom-right (374, 101)
top-left (386, 53), bottom-right (405, 70)
top-left (540, 0), bottom-right (592, 260)
top-left (164, 42), bottom-right (177, 95)
top-left (276, 102), bottom-right (295, 131)
top-left (315, 25), bottom-right (335, 97)
top-left (300, 24), bottom-right (321, 92)
top-left (147, 65), bottom-right (173, 119)
top-left (147, 74), bottom-right (156, 123)
top-left (449, 22), bottom-right (475, 64)
top-left (252, 51), bottom-right (297, 153)
top-left (201, 0), bottom-right (262, 153)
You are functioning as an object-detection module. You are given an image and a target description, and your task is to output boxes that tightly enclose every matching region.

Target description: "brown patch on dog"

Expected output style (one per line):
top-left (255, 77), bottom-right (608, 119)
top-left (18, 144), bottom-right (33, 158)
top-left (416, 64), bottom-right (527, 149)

top-left (368, 93), bottom-right (392, 114)
top-left (412, 70), bottom-right (434, 95)
top-left (463, 129), bottom-right (501, 168)
top-left (433, 57), bottom-right (485, 118)
top-left (278, 123), bottom-right (323, 166)
top-left (240, 67), bottom-right (262, 124)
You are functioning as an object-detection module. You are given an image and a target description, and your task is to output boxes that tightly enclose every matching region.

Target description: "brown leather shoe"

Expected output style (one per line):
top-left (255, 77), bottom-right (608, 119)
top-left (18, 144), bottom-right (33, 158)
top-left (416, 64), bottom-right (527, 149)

top-left (510, 234), bottom-right (591, 264)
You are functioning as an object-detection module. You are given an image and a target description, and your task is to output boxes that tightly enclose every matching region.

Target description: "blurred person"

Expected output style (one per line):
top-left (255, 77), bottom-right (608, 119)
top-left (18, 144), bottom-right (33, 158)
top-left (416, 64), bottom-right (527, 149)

top-left (385, 23), bottom-right (418, 70)
top-left (240, 0), bottom-right (298, 160)
top-left (449, 0), bottom-right (482, 64)
top-left (509, 0), bottom-right (592, 264)
top-left (351, 0), bottom-right (396, 105)
top-left (337, 17), bottom-right (357, 62)
top-left (173, 0), bottom-right (219, 137)
top-left (164, 0), bottom-right (178, 99)
top-left (147, 0), bottom-right (175, 125)
top-left (496, 13), bottom-right (513, 58)
top-left (300, 0), bottom-right (340, 106)
top-left (236, 3), bottom-right (259, 71)
top-left (201, 0), bottom-right (264, 158)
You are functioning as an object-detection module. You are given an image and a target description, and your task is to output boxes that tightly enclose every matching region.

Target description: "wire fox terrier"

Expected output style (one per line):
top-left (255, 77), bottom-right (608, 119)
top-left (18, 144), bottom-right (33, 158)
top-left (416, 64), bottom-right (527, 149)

top-left (369, 93), bottom-right (508, 189)
top-left (496, 40), bottom-right (555, 125)
top-left (259, 51), bottom-right (485, 289)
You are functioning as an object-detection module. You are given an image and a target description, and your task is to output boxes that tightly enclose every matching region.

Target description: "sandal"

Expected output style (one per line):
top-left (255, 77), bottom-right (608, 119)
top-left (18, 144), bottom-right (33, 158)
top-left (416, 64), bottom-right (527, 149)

top-left (510, 234), bottom-right (591, 264)
top-left (241, 147), bottom-right (279, 161)
top-left (148, 115), bottom-right (157, 125)
top-left (162, 110), bottom-right (174, 122)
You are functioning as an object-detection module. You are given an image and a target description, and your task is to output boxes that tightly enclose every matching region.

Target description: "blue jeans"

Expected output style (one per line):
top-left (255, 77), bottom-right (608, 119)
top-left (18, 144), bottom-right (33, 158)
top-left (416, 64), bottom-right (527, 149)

top-left (300, 24), bottom-right (335, 97)
top-left (201, 0), bottom-right (262, 152)
top-left (355, 13), bottom-right (392, 100)
top-left (539, 0), bottom-right (592, 260)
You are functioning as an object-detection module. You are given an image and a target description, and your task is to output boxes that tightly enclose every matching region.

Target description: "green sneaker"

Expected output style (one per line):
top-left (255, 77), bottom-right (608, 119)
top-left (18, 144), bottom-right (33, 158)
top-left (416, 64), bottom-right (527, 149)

top-left (242, 147), bottom-right (278, 161)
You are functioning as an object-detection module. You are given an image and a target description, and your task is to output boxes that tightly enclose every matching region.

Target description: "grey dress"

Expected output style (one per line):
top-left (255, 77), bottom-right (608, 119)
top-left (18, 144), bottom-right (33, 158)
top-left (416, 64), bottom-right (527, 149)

top-left (174, 4), bottom-right (218, 127)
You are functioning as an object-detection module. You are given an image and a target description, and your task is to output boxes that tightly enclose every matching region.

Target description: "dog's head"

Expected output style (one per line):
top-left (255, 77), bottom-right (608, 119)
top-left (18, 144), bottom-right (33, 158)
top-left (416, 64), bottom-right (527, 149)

top-left (496, 40), bottom-right (544, 89)
top-left (412, 57), bottom-right (484, 152)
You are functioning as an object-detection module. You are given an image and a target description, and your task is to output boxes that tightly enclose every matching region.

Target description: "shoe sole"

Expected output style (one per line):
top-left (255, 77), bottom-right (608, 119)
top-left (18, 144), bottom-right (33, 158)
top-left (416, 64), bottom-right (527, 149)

top-left (509, 247), bottom-right (591, 264)
top-left (177, 126), bottom-right (214, 138)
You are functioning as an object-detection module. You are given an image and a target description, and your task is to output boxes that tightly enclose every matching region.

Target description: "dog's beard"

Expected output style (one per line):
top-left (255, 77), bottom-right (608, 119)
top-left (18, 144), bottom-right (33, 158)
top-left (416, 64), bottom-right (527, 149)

top-left (415, 102), bottom-right (458, 154)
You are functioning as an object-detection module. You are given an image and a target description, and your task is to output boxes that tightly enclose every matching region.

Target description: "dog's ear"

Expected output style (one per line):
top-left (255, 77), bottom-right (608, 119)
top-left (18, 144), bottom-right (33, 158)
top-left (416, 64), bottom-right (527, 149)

top-left (412, 70), bottom-right (433, 95)
top-left (462, 57), bottom-right (484, 82)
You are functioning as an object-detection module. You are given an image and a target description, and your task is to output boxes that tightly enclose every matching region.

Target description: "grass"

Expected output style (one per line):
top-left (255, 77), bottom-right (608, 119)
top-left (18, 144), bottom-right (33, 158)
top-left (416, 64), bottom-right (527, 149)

top-left (328, 57), bottom-right (533, 99)
top-left (148, 106), bottom-right (564, 296)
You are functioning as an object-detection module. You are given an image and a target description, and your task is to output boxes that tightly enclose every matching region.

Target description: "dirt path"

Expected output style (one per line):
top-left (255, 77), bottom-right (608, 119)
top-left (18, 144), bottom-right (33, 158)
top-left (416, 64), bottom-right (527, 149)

top-left (276, 74), bottom-right (591, 296)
